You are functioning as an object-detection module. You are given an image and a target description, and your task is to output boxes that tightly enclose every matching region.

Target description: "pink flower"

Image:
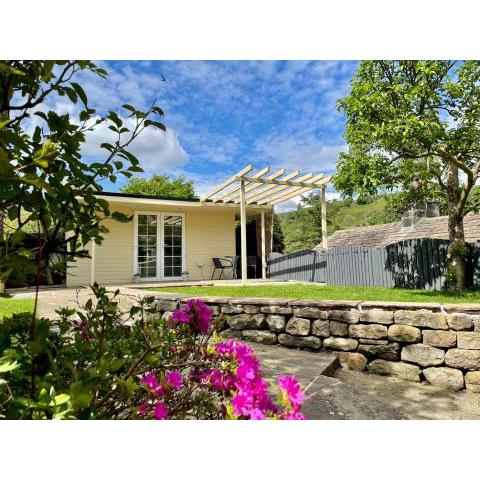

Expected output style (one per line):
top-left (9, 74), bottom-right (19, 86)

top-left (141, 373), bottom-right (163, 396)
top-left (153, 401), bottom-right (168, 420)
top-left (278, 375), bottom-right (305, 410)
top-left (231, 391), bottom-right (254, 416)
top-left (184, 299), bottom-right (212, 334)
top-left (138, 402), bottom-right (149, 418)
top-left (172, 310), bottom-right (191, 325)
top-left (249, 408), bottom-right (266, 420)
top-left (166, 370), bottom-right (183, 390)
top-left (282, 411), bottom-right (306, 420)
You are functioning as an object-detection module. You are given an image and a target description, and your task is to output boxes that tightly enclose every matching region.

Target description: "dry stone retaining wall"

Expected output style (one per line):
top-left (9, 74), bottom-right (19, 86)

top-left (151, 294), bottom-right (480, 392)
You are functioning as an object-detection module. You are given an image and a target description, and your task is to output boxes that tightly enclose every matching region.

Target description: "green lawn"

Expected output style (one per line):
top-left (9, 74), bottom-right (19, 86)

top-left (148, 284), bottom-right (480, 304)
top-left (0, 295), bottom-right (35, 320)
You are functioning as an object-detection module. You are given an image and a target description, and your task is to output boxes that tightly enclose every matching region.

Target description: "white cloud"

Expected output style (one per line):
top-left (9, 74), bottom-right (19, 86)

top-left (254, 135), bottom-right (346, 174)
top-left (82, 117), bottom-right (188, 172)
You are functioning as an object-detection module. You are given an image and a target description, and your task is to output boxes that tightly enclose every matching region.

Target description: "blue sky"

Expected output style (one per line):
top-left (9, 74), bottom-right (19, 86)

top-left (75, 60), bottom-right (358, 211)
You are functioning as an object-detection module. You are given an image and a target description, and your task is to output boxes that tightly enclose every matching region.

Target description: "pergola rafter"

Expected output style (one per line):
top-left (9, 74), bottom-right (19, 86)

top-left (200, 164), bottom-right (331, 284)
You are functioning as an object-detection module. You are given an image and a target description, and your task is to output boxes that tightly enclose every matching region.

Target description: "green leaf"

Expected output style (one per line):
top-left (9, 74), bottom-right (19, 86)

top-left (71, 82), bottom-right (88, 106)
top-left (50, 393), bottom-right (70, 407)
top-left (0, 360), bottom-right (20, 373)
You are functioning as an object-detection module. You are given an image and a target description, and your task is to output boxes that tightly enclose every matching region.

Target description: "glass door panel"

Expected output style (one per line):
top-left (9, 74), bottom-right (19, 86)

top-left (137, 214), bottom-right (158, 278)
top-left (162, 215), bottom-right (183, 278)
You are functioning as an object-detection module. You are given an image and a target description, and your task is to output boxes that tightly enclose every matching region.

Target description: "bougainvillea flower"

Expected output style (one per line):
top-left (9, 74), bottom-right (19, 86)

top-left (165, 370), bottom-right (183, 390)
top-left (278, 375), bottom-right (305, 410)
top-left (153, 401), bottom-right (168, 420)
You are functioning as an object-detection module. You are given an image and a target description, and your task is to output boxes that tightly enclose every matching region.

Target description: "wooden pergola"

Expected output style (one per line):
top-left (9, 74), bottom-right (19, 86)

top-left (201, 165), bottom-right (331, 284)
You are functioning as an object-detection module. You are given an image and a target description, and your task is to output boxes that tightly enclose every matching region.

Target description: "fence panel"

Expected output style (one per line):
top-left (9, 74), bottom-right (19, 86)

top-left (267, 238), bottom-right (479, 290)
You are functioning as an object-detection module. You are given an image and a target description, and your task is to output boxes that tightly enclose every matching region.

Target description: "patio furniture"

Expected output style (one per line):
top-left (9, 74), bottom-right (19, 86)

top-left (247, 256), bottom-right (257, 278)
top-left (211, 257), bottom-right (235, 279)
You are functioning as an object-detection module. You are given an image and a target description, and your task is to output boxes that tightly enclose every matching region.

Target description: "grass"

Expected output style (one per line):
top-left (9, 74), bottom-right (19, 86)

top-left (0, 295), bottom-right (35, 321)
top-left (148, 284), bottom-right (480, 304)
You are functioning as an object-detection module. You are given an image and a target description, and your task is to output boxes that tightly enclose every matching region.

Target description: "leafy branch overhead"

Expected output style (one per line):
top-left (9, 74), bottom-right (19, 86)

top-left (0, 60), bottom-right (166, 283)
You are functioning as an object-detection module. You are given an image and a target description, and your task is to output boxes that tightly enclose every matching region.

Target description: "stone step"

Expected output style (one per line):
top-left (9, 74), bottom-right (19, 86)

top-left (245, 341), bottom-right (407, 419)
top-left (245, 341), bottom-right (340, 381)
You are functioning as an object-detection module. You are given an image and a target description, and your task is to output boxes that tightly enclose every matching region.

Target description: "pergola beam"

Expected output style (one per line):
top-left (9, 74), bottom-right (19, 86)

top-left (245, 170), bottom-right (302, 204)
top-left (238, 174), bottom-right (322, 189)
top-left (201, 164), bottom-right (253, 201)
top-left (266, 175), bottom-right (330, 205)
top-left (221, 167), bottom-right (286, 203)
top-left (213, 166), bottom-right (270, 203)
top-left (248, 172), bottom-right (313, 204)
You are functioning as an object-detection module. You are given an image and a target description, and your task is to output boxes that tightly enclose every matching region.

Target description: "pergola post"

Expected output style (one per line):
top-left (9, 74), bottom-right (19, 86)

top-left (261, 210), bottom-right (266, 279)
top-left (90, 240), bottom-right (96, 286)
top-left (321, 185), bottom-right (328, 250)
top-left (240, 180), bottom-right (247, 285)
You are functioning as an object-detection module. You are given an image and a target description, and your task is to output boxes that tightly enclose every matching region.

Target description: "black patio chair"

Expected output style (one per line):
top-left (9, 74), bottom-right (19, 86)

top-left (211, 257), bottom-right (235, 280)
top-left (247, 256), bottom-right (257, 278)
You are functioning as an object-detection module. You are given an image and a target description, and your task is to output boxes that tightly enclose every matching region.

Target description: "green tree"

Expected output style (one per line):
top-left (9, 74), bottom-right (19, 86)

top-left (272, 213), bottom-right (285, 253)
top-left (334, 60), bottom-right (480, 290)
top-left (0, 60), bottom-right (164, 390)
top-left (120, 174), bottom-right (196, 198)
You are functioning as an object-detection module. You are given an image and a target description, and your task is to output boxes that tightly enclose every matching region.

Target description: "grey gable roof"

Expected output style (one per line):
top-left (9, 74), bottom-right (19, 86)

top-left (315, 214), bottom-right (480, 249)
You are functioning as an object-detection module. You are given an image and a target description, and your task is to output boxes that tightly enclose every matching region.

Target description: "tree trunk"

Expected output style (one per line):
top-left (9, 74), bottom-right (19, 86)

top-left (446, 165), bottom-right (467, 290)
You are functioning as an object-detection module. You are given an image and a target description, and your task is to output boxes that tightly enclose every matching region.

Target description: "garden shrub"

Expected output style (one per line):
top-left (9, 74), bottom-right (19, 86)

top-left (0, 285), bottom-right (305, 420)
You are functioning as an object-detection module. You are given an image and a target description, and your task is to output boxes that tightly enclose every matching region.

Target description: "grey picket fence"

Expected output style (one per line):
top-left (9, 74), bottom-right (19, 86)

top-left (267, 238), bottom-right (480, 290)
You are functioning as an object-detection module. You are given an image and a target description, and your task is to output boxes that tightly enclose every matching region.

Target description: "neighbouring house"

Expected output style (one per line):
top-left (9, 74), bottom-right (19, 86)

top-left (315, 201), bottom-right (480, 250)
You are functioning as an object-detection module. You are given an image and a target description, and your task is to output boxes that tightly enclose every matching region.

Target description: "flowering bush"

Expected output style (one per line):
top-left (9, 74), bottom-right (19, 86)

top-left (0, 286), bottom-right (305, 420)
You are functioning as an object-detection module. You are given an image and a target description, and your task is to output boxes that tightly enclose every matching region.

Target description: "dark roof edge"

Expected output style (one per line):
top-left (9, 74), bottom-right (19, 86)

top-left (98, 191), bottom-right (204, 202)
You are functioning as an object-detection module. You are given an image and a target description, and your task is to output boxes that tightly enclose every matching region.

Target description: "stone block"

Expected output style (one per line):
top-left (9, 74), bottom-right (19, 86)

top-left (388, 324), bottom-right (422, 343)
top-left (328, 310), bottom-right (360, 324)
top-left (227, 313), bottom-right (265, 330)
top-left (221, 304), bottom-right (244, 315)
top-left (445, 349), bottom-right (480, 370)
top-left (329, 321), bottom-right (349, 337)
top-left (368, 360), bottom-right (421, 382)
top-left (285, 317), bottom-right (311, 336)
top-left (401, 344), bottom-right (444, 367)
top-left (219, 328), bottom-right (242, 339)
top-left (446, 313), bottom-right (473, 331)
top-left (260, 306), bottom-right (293, 315)
top-left (323, 336), bottom-right (358, 351)
top-left (457, 332), bottom-right (480, 350)
top-left (292, 307), bottom-right (328, 319)
top-left (337, 352), bottom-right (368, 371)
top-left (358, 342), bottom-right (400, 361)
top-left (265, 314), bottom-right (286, 332)
top-left (242, 305), bottom-right (260, 314)
top-left (394, 310), bottom-right (448, 330)
top-left (311, 320), bottom-right (330, 337)
top-left (465, 371), bottom-right (480, 392)
top-left (423, 330), bottom-right (456, 348)
top-left (359, 339), bottom-right (388, 345)
top-left (278, 334), bottom-right (322, 350)
top-left (242, 330), bottom-right (277, 345)
top-left (349, 324), bottom-right (387, 339)
top-left (156, 299), bottom-right (179, 311)
top-left (423, 367), bottom-right (464, 391)
top-left (360, 309), bottom-right (394, 325)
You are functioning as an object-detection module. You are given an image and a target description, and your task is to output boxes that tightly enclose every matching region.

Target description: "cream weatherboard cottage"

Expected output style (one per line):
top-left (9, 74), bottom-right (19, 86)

top-left (67, 165), bottom-right (330, 286)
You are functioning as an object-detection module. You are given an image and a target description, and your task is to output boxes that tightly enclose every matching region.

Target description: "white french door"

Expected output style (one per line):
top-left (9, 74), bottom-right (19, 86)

top-left (134, 212), bottom-right (185, 281)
